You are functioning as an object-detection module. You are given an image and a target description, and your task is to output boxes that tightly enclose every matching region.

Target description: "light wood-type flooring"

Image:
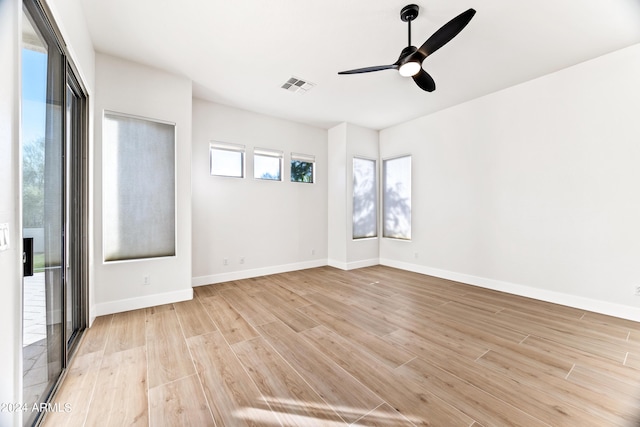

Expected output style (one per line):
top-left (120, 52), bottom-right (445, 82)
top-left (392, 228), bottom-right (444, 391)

top-left (43, 265), bottom-right (640, 426)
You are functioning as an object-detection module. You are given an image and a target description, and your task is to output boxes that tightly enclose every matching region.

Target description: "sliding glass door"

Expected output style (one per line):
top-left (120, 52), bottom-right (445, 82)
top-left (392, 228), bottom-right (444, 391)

top-left (64, 75), bottom-right (86, 351)
top-left (21, 1), bottom-right (87, 425)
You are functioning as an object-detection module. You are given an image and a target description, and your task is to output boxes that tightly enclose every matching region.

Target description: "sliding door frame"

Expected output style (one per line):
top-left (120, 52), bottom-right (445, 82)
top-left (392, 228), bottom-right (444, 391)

top-left (21, 0), bottom-right (89, 425)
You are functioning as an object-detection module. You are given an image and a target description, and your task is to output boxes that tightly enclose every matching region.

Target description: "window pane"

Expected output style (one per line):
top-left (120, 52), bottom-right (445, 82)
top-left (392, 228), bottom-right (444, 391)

top-left (290, 160), bottom-right (313, 183)
top-left (383, 156), bottom-right (411, 240)
top-left (291, 153), bottom-right (315, 183)
top-left (254, 149), bottom-right (282, 180)
top-left (103, 113), bottom-right (176, 261)
top-left (353, 157), bottom-right (377, 239)
top-left (210, 146), bottom-right (244, 178)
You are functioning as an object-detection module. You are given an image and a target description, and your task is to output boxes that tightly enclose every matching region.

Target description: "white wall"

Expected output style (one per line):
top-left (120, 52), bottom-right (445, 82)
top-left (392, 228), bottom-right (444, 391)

top-left (327, 123), bottom-right (348, 267)
top-left (93, 54), bottom-right (192, 315)
top-left (0, 1), bottom-right (22, 424)
top-left (192, 99), bottom-right (327, 285)
top-left (380, 44), bottom-right (640, 320)
top-left (328, 122), bottom-right (379, 270)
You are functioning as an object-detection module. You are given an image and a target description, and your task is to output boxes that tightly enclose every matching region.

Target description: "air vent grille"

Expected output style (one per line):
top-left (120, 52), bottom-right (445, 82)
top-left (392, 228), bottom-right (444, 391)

top-left (281, 76), bottom-right (315, 94)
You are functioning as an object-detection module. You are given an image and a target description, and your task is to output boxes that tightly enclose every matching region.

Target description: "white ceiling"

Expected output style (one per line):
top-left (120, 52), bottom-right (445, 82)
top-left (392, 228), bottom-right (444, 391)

top-left (79, 0), bottom-right (640, 130)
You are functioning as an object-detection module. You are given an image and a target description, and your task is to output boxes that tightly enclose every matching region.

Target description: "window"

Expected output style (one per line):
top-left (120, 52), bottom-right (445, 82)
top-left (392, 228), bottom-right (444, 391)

top-left (353, 157), bottom-right (377, 239)
top-left (383, 155), bottom-right (411, 240)
top-left (291, 153), bottom-right (315, 183)
top-left (103, 112), bottom-right (176, 261)
top-left (254, 148), bottom-right (283, 180)
top-left (210, 141), bottom-right (245, 178)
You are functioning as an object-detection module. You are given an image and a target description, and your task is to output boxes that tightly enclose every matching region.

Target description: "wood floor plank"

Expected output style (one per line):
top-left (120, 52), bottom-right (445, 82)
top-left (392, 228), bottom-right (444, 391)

top-left (384, 327), bottom-right (488, 363)
top-left (258, 321), bottom-right (383, 424)
top-left (476, 349), bottom-right (634, 424)
top-left (104, 309), bottom-right (145, 355)
top-left (386, 303), bottom-right (526, 358)
top-left (145, 304), bottom-right (174, 314)
top-left (263, 282), bottom-right (314, 308)
top-left (221, 288), bottom-right (278, 326)
top-left (351, 403), bottom-right (415, 427)
top-left (76, 314), bottom-right (112, 356)
top-left (300, 325), bottom-right (474, 426)
top-left (522, 334), bottom-right (636, 378)
top-left (199, 294), bottom-right (259, 344)
top-left (567, 363), bottom-right (640, 410)
top-left (231, 276), bottom-right (276, 295)
top-left (297, 304), bottom-right (415, 368)
top-left (149, 374), bottom-right (214, 427)
top-left (193, 283), bottom-right (219, 298)
top-left (456, 285), bottom-right (585, 320)
top-left (427, 301), bottom-right (529, 343)
top-left (625, 351), bottom-right (640, 370)
top-left (41, 351), bottom-right (103, 427)
top-left (582, 310), bottom-right (640, 331)
top-left (268, 270), bottom-right (326, 295)
top-left (173, 298), bottom-right (217, 338)
top-left (187, 331), bottom-right (281, 426)
top-left (496, 308), bottom-right (631, 360)
top-left (397, 357), bottom-right (549, 427)
top-left (303, 292), bottom-right (398, 336)
top-left (84, 347), bottom-right (148, 426)
top-left (477, 349), bottom-right (572, 383)
top-left (252, 291), bottom-right (318, 332)
top-left (146, 307), bottom-right (195, 388)
top-left (232, 336), bottom-right (347, 426)
top-left (386, 329), bottom-right (605, 426)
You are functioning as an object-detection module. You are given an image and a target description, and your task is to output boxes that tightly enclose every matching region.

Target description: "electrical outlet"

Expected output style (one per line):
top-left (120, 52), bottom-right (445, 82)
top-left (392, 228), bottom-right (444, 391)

top-left (223, 258), bottom-right (228, 266)
top-left (240, 257), bottom-right (245, 264)
top-left (635, 286), bottom-right (640, 296)
top-left (143, 275), bottom-right (151, 286)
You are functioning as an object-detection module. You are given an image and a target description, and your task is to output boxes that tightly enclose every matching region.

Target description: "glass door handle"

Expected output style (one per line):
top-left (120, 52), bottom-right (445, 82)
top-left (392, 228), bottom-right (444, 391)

top-left (23, 237), bottom-right (34, 277)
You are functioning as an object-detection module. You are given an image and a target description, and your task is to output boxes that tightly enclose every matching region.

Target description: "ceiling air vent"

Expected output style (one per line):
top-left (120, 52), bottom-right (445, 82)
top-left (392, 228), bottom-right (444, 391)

top-left (281, 77), bottom-right (315, 94)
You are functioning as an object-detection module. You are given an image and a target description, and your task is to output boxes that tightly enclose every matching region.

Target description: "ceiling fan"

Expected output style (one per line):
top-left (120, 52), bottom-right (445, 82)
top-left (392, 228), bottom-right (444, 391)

top-left (338, 4), bottom-right (476, 92)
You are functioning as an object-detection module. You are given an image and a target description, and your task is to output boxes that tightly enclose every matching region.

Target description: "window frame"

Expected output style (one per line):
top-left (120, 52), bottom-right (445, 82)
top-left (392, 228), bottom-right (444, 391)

top-left (253, 147), bottom-right (283, 181)
top-left (290, 152), bottom-right (315, 184)
top-left (382, 154), bottom-right (412, 241)
top-left (210, 141), bottom-right (245, 178)
top-left (352, 156), bottom-right (378, 240)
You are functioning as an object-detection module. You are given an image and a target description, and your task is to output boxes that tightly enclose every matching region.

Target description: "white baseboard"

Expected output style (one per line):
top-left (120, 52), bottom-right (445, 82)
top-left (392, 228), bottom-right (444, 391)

top-left (380, 258), bottom-right (640, 322)
top-left (328, 258), bottom-right (379, 271)
top-left (93, 288), bottom-right (193, 317)
top-left (192, 259), bottom-right (328, 287)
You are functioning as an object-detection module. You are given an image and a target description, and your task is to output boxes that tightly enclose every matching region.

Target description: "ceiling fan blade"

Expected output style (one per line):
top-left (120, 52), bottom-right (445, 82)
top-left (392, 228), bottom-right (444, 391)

top-left (338, 64), bottom-right (398, 75)
top-left (413, 69), bottom-right (436, 92)
top-left (417, 8), bottom-right (476, 59)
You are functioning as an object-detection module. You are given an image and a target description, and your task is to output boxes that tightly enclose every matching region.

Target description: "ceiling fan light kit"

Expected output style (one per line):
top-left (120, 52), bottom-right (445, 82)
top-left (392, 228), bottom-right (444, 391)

top-left (398, 61), bottom-right (421, 77)
top-left (338, 4), bottom-right (476, 92)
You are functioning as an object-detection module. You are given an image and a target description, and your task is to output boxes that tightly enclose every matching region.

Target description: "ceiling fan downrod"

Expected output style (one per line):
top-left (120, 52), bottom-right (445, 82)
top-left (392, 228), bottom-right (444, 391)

top-left (400, 4), bottom-right (419, 47)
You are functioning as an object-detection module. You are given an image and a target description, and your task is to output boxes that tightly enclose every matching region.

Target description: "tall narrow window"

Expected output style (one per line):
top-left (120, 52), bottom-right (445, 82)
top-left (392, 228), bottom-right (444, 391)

top-left (103, 112), bottom-right (176, 261)
top-left (353, 157), bottom-right (377, 239)
top-left (383, 155), bottom-right (411, 240)
top-left (254, 148), bottom-right (283, 181)
top-left (291, 153), bottom-right (315, 183)
top-left (210, 141), bottom-right (245, 178)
